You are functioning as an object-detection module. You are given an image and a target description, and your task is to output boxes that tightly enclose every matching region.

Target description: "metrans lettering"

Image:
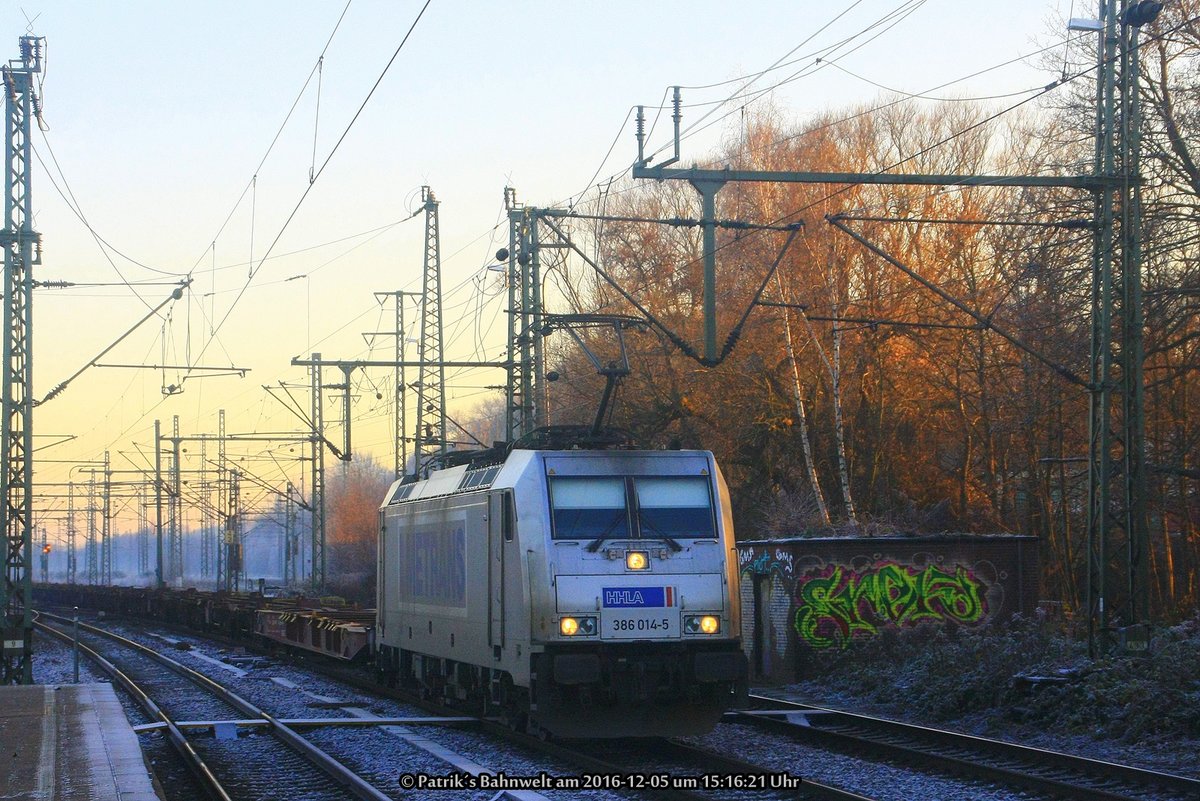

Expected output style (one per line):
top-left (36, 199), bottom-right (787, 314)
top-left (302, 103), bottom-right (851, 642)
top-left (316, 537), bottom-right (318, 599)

top-left (602, 587), bottom-right (674, 607)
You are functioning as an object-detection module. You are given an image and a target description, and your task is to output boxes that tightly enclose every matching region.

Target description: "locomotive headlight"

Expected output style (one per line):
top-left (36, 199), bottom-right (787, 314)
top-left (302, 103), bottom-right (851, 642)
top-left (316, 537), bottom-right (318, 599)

top-left (559, 616), bottom-right (597, 636)
top-left (625, 550), bottom-right (649, 570)
top-left (685, 615), bottom-right (721, 635)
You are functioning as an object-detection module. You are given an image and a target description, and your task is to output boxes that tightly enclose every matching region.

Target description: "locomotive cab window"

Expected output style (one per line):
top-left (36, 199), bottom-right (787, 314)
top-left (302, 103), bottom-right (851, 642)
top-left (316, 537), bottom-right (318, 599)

top-left (634, 476), bottom-right (716, 539)
top-left (549, 476), bottom-right (630, 540)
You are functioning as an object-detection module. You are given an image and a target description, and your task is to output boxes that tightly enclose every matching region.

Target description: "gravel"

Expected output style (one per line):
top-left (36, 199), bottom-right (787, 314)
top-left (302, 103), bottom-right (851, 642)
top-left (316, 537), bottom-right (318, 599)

top-left (32, 628), bottom-right (153, 727)
top-left (760, 682), bottom-right (1200, 782)
top-left (51, 616), bottom-right (1127, 801)
top-left (679, 720), bottom-right (1034, 801)
top-left (104, 621), bottom-right (627, 801)
top-left (109, 621), bottom-right (1031, 799)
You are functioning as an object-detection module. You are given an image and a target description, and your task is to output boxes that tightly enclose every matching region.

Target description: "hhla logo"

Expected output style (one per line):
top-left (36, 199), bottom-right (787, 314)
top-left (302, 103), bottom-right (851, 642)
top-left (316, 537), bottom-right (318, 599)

top-left (606, 589), bottom-right (645, 605)
top-left (602, 587), bottom-right (673, 607)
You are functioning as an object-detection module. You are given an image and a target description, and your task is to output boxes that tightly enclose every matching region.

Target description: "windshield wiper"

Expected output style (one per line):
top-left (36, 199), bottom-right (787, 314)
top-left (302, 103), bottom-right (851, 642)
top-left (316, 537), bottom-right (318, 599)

top-left (585, 516), bottom-right (629, 552)
top-left (638, 516), bottom-right (684, 552)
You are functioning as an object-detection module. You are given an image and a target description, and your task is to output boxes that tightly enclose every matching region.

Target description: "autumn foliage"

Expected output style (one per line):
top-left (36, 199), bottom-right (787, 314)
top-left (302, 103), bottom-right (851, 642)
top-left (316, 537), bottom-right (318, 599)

top-left (325, 457), bottom-right (393, 604)
top-left (540, 20), bottom-right (1200, 623)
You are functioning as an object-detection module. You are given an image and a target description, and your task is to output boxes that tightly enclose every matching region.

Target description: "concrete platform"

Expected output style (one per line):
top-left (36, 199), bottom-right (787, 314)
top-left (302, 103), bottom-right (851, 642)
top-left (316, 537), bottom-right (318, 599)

top-left (0, 683), bottom-right (161, 801)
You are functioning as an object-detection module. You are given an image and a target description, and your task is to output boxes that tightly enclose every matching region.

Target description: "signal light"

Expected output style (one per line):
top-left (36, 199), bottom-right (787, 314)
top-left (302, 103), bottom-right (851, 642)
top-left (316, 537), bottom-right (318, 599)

top-left (42, 544), bottom-right (51, 554)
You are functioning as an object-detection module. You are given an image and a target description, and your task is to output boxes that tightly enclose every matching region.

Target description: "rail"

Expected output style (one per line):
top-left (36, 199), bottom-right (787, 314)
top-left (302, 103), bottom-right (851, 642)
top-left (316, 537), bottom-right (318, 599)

top-left (36, 611), bottom-right (391, 801)
top-left (738, 694), bottom-right (1200, 801)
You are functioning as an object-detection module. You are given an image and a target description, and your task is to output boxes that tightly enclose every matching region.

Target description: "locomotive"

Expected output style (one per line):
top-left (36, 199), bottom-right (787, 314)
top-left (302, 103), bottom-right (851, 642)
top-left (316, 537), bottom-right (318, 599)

top-left (375, 428), bottom-right (747, 738)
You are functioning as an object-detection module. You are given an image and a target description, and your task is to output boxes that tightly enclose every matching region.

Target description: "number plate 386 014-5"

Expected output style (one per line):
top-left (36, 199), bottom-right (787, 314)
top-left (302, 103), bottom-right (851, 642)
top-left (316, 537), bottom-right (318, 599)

top-left (600, 586), bottom-right (679, 639)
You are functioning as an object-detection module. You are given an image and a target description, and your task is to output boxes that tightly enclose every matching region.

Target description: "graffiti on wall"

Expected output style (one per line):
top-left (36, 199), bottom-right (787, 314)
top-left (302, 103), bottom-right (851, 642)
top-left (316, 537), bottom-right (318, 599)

top-left (739, 547), bottom-right (795, 579)
top-left (793, 562), bottom-right (988, 650)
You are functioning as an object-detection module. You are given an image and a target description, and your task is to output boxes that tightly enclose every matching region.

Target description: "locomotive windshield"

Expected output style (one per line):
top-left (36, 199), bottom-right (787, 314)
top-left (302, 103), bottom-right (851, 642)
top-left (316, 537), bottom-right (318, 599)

top-left (634, 476), bottom-right (716, 538)
top-left (549, 476), bottom-right (631, 540)
top-left (549, 475), bottom-right (716, 541)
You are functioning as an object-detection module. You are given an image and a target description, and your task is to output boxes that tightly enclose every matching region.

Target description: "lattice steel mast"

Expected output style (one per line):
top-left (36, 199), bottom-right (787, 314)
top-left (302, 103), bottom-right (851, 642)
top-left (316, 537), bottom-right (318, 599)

top-left (199, 438), bottom-right (210, 580)
top-left (225, 468), bottom-right (240, 592)
top-left (371, 289), bottom-right (421, 478)
top-left (66, 481), bottom-right (76, 584)
top-left (413, 187), bottom-right (447, 473)
top-left (309, 357), bottom-right (325, 590)
top-left (136, 479), bottom-right (148, 577)
top-left (101, 450), bottom-right (111, 585)
top-left (217, 409), bottom-right (227, 590)
top-left (86, 471), bottom-right (97, 584)
top-left (169, 415), bottom-right (182, 584)
top-left (502, 188), bottom-right (545, 441)
top-left (1, 34), bottom-right (42, 684)
top-left (1084, 0), bottom-right (1155, 654)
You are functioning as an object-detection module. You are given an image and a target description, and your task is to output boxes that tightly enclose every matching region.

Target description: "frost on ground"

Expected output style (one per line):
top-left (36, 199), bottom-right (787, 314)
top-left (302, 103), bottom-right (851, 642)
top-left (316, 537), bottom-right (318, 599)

top-left (762, 614), bottom-right (1200, 779)
top-left (32, 629), bottom-right (104, 686)
top-left (679, 723), bottom-right (1031, 801)
top-left (103, 621), bottom-right (627, 801)
top-left (31, 628), bottom-right (154, 728)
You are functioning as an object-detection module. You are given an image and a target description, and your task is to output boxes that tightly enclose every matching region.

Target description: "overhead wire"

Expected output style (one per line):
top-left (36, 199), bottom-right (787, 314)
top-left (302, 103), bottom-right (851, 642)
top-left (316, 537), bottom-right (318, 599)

top-left (46, 4), bottom-right (1117, 497)
top-left (184, 0), bottom-right (354, 278)
top-left (187, 0), bottom-right (434, 380)
top-left (62, 1), bottom-right (434, 477)
top-left (560, 0), bottom-right (927, 212)
top-left (32, 139), bottom-right (157, 310)
top-left (578, 14), bottom-right (1200, 374)
top-left (553, 25), bottom-right (1123, 321)
top-left (559, 9), bottom-right (1086, 216)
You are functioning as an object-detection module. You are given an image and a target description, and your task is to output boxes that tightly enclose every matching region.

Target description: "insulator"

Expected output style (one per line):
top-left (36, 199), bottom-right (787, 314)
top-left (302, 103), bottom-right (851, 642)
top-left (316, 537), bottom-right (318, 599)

top-left (672, 86), bottom-right (682, 123)
top-left (636, 106), bottom-right (645, 140)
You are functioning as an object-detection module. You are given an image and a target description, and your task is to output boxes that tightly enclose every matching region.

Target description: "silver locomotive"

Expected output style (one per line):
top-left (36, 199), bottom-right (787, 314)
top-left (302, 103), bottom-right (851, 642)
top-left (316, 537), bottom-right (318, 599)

top-left (376, 433), bottom-right (747, 737)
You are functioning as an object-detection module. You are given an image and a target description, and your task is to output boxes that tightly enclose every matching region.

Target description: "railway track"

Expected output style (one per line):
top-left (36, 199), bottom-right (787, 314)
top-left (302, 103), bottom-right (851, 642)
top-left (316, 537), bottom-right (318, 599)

top-left (46, 608), bottom-right (876, 800)
top-left (72, 606), bottom-right (1189, 801)
top-left (35, 611), bottom-right (390, 801)
top-left (247, 627), bottom-right (874, 800)
top-left (473, 717), bottom-right (875, 801)
top-left (736, 694), bottom-right (1200, 801)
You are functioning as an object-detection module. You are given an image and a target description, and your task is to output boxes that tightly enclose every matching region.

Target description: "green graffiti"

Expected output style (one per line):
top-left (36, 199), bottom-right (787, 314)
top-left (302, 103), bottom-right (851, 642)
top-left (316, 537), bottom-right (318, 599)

top-left (794, 563), bottom-right (987, 649)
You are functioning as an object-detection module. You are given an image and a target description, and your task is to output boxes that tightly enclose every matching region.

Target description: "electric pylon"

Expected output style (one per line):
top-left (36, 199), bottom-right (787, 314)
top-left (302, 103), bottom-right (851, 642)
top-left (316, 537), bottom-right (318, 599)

top-left (309, 357), bottom-right (326, 590)
top-left (136, 480), bottom-right (148, 577)
top-left (66, 481), bottom-right (76, 584)
top-left (413, 187), bottom-right (447, 474)
top-left (169, 416), bottom-right (182, 584)
top-left (1084, 0), bottom-right (1155, 654)
top-left (503, 188), bottom-right (544, 441)
top-left (101, 450), bottom-right (111, 585)
top-left (225, 468), bottom-right (240, 592)
top-left (372, 289), bottom-right (421, 478)
top-left (1, 34), bottom-right (43, 684)
top-left (86, 472), bottom-right (97, 584)
top-left (217, 409), bottom-right (227, 590)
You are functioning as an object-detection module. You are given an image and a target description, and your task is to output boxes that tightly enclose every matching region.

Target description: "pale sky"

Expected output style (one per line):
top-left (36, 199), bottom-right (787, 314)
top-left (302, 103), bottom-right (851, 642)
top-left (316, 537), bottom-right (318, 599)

top-left (2, 0), bottom-right (1091, 534)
